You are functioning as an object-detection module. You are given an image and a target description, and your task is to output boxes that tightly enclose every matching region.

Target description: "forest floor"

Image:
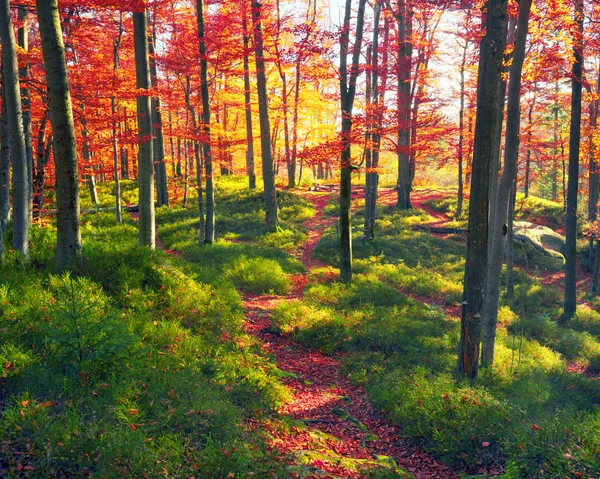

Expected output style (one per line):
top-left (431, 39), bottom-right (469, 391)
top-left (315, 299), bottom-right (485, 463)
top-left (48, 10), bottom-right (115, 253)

top-left (240, 189), bottom-right (460, 479)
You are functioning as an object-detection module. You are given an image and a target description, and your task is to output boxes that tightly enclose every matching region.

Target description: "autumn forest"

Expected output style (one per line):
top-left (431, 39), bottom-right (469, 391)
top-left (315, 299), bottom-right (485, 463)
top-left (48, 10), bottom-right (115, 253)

top-left (0, 0), bottom-right (599, 477)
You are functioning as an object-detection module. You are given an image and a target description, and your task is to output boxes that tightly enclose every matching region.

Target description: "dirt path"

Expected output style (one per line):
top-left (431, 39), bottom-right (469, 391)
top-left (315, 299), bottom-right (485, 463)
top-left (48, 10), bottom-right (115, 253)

top-left (242, 190), bottom-right (458, 479)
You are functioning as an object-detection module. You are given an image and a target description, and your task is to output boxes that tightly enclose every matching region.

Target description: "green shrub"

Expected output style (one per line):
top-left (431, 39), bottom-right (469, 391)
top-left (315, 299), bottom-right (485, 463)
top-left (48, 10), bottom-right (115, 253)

top-left (226, 256), bottom-right (292, 294)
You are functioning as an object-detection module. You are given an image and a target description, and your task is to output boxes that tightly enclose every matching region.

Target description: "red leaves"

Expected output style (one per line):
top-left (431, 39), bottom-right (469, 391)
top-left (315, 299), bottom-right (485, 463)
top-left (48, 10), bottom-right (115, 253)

top-left (531, 423), bottom-right (542, 431)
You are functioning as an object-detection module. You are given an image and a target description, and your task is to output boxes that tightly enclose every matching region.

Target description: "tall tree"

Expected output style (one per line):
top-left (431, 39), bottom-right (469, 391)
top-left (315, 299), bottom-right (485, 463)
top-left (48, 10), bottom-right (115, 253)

top-left (0, 0), bottom-right (29, 259)
top-left (364, 1), bottom-right (383, 242)
top-left (561, 0), bottom-right (584, 323)
top-left (252, 0), bottom-right (278, 231)
top-left (133, 8), bottom-right (155, 249)
top-left (0, 96), bottom-right (9, 233)
top-left (148, 19), bottom-right (169, 208)
top-left (387, 0), bottom-right (413, 210)
top-left (112, 12), bottom-right (124, 224)
top-left (17, 6), bottom-right (32, 222)
top-left (36, 0), bottom-right (82, 270)
top-left (481, 0), bottom-right (533, 368)
top-left (242, 12), bottom-right (256, 190)
top-left (339, 0), bottom-right (367, 282)
top-left (197, 0), bottom-right (215, 243)
top-left (457, 0), bottom-right (508, 382)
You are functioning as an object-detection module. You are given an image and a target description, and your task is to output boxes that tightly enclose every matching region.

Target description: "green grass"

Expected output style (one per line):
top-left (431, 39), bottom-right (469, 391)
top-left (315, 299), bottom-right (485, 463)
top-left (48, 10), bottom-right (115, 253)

top-left (0, 177), bottom-right (318, 477)
top-left (278, 197), bottom-right (600, 477)
top-left (4, 176), bottom-right (599, 478)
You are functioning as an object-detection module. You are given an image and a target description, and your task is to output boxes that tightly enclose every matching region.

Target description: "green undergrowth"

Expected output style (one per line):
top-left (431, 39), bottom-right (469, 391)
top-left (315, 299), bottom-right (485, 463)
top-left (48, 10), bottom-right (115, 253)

top-left (0, 199), bottom-right (299, 476)
top-left (155, 176), bottom-right (309, 293)
top-left (281, 199), bottom-right (600, 477)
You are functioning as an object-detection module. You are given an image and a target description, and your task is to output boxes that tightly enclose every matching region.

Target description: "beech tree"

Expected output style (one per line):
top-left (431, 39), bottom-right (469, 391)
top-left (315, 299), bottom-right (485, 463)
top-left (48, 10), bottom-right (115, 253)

top-left (0, 0), bottom-right (29, 259)
top-left (36, 0), bottom-right (82, 270)
top-left (482, 0), bottom-right (533, 368)
top-left (197, 0), bottom-right (215, 243)
top-left (252, 0), bottom-right (278, 231)
top-left (562, 0), bottom-right (584, 323)
top-left (457, 0), bottom-right (508, 382)
top-left (133, 8), bottom-right (155, 249)
top-left (339, 0), bottom-right (367, 282)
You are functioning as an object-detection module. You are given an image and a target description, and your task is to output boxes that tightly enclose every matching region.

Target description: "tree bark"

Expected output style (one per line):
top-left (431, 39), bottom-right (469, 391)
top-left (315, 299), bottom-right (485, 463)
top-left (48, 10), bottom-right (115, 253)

top-left (0, 88), bottom-right (9, 231)
top-left (456, 29), bottom-right (469, 219)
top-left (1, 0), bottom-right (29, 259)
top-left (112, 13), bottom-right (124, 225)
top-left (252, 0), bottom-right (278, 231)
top-left (133, 9), bottom-right (155, 249)
top-left (17, 6), bottom-right (32, 223)
top-left (481, 0), bottom-right (532, 368)
top-left (36, 0), bottom-right (82, 269)
top-left (197, 0), bottom-right (215, 243)
top-left (339, 0), bottom-right (367, 282)
top-left (457, 0), bottom-right (508, 382)
top-left (395, 0), bottom-right (412, 210)
top-left (148, 28), bottom-right (169, 208)
top-left (364, 2), bottom-right (382, 242)
top-left (242, 13), bottom-right (256, 190)
top-left (561, 0), bottom-right (584, 324)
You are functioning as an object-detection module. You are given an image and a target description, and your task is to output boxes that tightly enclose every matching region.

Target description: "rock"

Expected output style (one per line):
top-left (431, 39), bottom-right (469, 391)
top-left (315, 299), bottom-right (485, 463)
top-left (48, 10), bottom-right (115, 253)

top-left (513, 221), bottom-right (565, 271)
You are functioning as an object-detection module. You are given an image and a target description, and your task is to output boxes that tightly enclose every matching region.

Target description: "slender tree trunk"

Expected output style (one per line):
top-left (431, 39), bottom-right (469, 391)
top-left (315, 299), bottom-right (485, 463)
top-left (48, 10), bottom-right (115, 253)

top-left (396, 1), bottom-right (412, 210)
top-left (112, 13), bottom-right (124, 224)
top-left (133, 9), bottom-right (155, 249)
top-left (587, 73), bottom-right (600, 273)
top-left (457, 34), bottom-right (469, 219)
top-left (481, 0), bottom-right (532, 367)
top-left (242, 14), bottom-right (256, 190)
top-left (197, 0), bottom-right (215, 243)
top-left (364, 3), bottom-right (382, 241)
top-left (36, 0), bottom-right (82, 269)
top-left (33, 108), bottom-right (49, 222)
top-left (17, 6), bottom-right (32, 223)
top-left (457, 0), bottom-right (508, 382)
top-left (561, 0), bottom-right (584, 324)
top-left (552, 80), bottom-right (559, 202)
top-left (1, 0), bottom-right (29, 259)
top-left (252, 0), bottom-right (278, 231)
top-left (183, 138), bottom-right (189, 208)
top-left (0, 91), bottom-right (10, 231)
top-left (505, 179), bottom-right (517, 300)
top-left (339, 0), bottom-right (367, 282)
top-left (80, 108), bottom-right (98, 207)
top-left (148, 30), bottom-right (169, 208)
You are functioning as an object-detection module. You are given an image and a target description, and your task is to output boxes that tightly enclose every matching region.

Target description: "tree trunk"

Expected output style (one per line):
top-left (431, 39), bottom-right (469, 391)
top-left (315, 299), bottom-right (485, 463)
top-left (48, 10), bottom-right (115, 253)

top-left (339, 0), bottom-right (367, 282)
top-left (0, 91), bottom-right (10, 231)
top-left (561, 0), bottom-right (584, 324)
top-left (133, 9), bottom-right (155, 249)
top-left (457, 0), bottom-right (508, 382)
top-left (456, 32), bottom-right (469, 219)
top-left (364, 3), bottom-right (382, 242)
top-left (33, 108), bottom-right (49, 222)
top-left (197, 0), bottom-right (215, 243)
top-left (36, 0), bottom-right (82, 269)
top-left (17, 6), bottom-right (32, 223)
top-left (1, 0), bottom-right (29, 259)
top-left (481, 0), bottom-right (532, 368)
top-left (587, 73), bottom-right (600, 273)
top-left (395, 1), bottom-right (412, 210)
top-left (252, 0), bottom-right (278, 232)
top-left (242, 14), bottom-right (256, 190)
top-left (148, 30), bottom-right (169, 208)
top-left (505, 179), bottom-right (517, 300)
top-left (112, 13), bottom-right (124, 224)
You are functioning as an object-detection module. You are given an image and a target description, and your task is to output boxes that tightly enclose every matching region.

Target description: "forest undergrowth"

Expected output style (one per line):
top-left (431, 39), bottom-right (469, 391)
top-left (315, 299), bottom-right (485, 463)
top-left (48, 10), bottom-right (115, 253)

top-left (0, 177), bottom-right (599, 478)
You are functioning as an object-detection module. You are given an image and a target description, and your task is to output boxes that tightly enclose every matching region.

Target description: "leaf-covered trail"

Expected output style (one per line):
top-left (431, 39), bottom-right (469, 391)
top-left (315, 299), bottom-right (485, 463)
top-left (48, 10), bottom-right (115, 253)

top-left (242, 190), bottom-right (458, 478)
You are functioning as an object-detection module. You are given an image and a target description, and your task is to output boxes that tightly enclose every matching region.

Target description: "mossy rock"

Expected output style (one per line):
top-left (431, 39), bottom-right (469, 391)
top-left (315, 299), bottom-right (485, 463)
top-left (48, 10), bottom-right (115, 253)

top-left (513, 221), bottom-right (565, 271)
